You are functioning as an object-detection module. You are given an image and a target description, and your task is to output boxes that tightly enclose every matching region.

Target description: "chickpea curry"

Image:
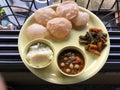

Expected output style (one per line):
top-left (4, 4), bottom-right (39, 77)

top-left (58, 49), bottom-right (85, 75)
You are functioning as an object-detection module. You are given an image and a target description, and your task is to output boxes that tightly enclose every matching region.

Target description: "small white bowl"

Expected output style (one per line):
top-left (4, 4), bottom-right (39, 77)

top-left (56, 46), bottom-right (86, 77)
top-left (23, 38), bottom-right (54, 69)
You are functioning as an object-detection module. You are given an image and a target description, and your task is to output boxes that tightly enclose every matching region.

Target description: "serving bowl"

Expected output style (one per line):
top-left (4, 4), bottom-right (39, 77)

top-left (57, 46), bottom-right (86, 77)
top-left (23, 38), bottom-right (54, 69)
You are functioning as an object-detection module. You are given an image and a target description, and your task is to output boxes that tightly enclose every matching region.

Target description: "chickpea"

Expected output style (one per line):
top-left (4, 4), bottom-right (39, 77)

top-left (69, 56), bottom-right (72, 59)
top-left (71, 56), bottom-right (75, 60)
top-left (65, 68), bottom-right (71, 73)
top-left (67, 52), bottom-right (71, 56)
top-left (60, 62), bottom-right (65, 67)
top-left (69, 63), bottom-right (73, 69)
top-left (74, 64), bottom-right (80, 69)
top-left (72, 53), bottom-right (75, 56)
top-left (64, 57), bottom-right (68, 60)
top-left (64, 53), bottom-right (68, 56)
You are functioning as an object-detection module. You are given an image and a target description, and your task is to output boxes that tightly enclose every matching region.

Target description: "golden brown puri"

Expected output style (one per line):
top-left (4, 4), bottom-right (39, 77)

top-left (72, 11), bottom-right (89, 29)
top-left (47, 17), bottom-right (72, 40)
top-left (26, 23), bottom-right (48, 40)
top-left (56, 1), bottom-right (79, 20)
top-left (34, 7), bottom-right (56, 26)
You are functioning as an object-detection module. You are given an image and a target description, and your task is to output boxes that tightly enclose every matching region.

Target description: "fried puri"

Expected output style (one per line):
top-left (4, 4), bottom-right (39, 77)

top-left (47, 18), bottom-right (72, 40)
top-left (26, 23), bottom-right (48, 40)
top-left (34, 7), bottom-right (56, 26)
top-left (56, 1), bottom-right (79, 20)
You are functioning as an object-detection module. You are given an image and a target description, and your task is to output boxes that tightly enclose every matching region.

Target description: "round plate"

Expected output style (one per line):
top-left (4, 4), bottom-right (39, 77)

top-left (18, 4), bottom-right (110, 84)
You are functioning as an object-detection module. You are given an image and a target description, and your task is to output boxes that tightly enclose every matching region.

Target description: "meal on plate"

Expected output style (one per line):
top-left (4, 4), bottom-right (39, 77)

top-left (26, 23), bottom-right (48, 40)
top-left (56, 1), bottom-right (79, 20)
top-left (34, 7), bottom-right (56, 26)
top-left (47, 17), bottom-right (72, 40)
top-left (26, 42), bottom-right (53, 68)
top-left (79, 27), bottom-right (107, 56)
top-left (57, 49), bottom-right (85, 75)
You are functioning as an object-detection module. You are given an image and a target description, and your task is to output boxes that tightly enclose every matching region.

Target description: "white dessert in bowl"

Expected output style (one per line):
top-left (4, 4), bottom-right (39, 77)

top-left (23, 39), bottom-right (54, 69)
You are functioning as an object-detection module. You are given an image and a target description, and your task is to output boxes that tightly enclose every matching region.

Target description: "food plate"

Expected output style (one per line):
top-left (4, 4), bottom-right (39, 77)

top-left (18, 4), bottom-right (110, 84)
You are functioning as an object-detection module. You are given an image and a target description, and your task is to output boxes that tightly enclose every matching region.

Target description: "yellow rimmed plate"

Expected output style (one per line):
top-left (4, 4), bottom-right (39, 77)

top-left (18, 4), bottom-right (110, 84)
